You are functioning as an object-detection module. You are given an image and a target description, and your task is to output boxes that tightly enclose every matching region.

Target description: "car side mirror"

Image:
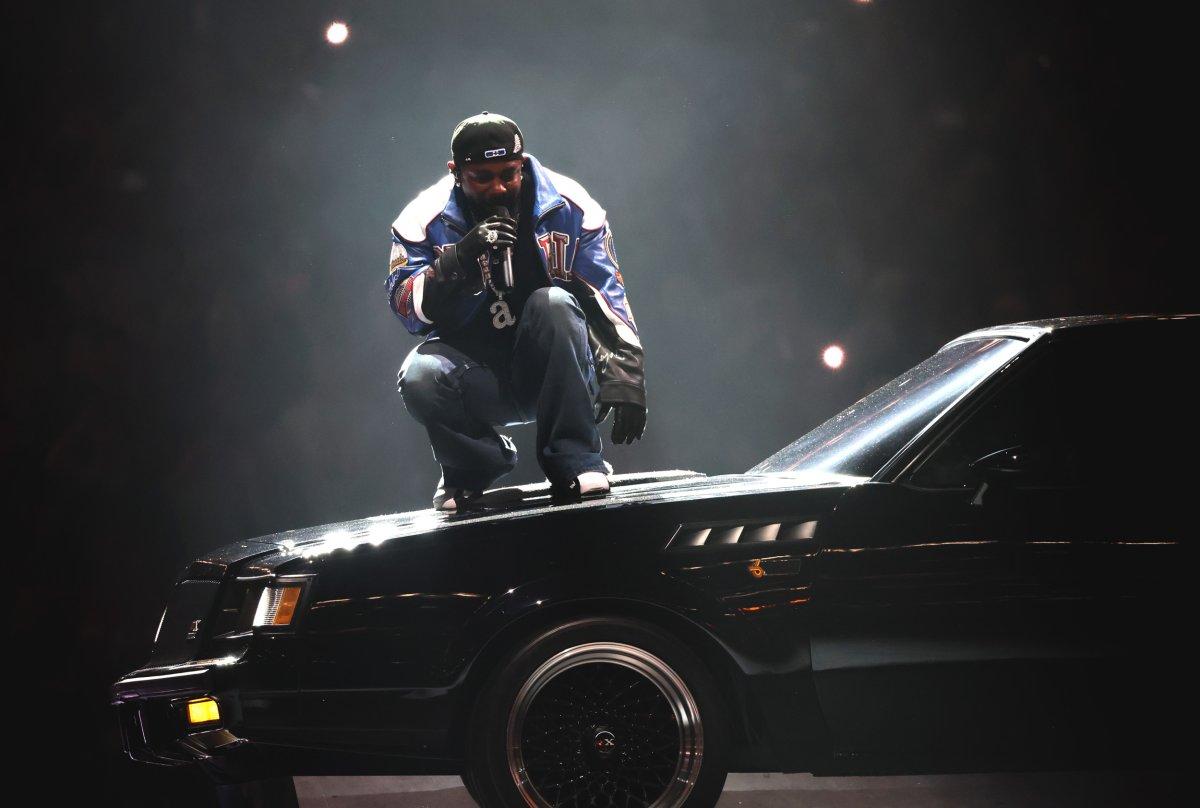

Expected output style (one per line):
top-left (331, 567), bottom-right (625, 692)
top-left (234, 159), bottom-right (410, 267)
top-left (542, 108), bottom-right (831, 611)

top-left (969, 445), bottom-right (1040, 480)
top-left (967, 445), bottom-right (1048, 504)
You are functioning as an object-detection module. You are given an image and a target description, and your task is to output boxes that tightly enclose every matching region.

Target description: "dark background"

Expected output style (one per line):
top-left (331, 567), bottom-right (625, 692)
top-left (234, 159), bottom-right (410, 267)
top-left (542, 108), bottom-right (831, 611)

top-left (8, 0), bottom-right (1190, 802)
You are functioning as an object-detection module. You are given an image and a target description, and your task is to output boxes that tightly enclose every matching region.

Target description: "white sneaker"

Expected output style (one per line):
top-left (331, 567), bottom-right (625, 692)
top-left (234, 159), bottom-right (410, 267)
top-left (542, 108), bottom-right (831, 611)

top-left (550, 461), bottom-right (613, 502)
top-left (577, 471), bottom-right (611, 495)
top-left (432, 476), bottom-right (480, 512)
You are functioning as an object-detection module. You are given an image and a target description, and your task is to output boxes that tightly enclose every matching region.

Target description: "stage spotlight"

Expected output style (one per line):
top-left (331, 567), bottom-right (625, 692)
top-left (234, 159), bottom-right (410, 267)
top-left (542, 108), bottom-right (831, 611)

top-left (326, 21), bottom-right (349, 45)
top-left (822, 345), bottom-right (845, 370)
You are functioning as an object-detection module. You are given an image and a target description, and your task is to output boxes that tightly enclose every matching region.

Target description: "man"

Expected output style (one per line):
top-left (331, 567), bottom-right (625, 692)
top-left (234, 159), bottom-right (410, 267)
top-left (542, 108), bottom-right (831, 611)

top-left (387, 112), bottom-right (646, 511)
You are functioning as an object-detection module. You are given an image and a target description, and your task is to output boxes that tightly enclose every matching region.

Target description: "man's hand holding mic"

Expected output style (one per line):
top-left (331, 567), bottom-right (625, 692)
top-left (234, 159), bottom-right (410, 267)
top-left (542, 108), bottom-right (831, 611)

top-left (457, 214), bottom-right (516, 291)
top-left (432, 215), bottom-right (516, 292)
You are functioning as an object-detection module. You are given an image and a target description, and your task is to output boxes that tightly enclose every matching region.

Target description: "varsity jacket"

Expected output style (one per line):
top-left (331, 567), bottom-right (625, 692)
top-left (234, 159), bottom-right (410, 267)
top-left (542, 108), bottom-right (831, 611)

top-left (386, 154), bottom-right (645, 409)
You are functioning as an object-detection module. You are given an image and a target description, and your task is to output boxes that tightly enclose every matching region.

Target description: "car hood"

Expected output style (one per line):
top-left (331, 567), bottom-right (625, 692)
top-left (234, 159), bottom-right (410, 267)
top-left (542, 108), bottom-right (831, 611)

top-left (188, 469), bottom-right (864, 573)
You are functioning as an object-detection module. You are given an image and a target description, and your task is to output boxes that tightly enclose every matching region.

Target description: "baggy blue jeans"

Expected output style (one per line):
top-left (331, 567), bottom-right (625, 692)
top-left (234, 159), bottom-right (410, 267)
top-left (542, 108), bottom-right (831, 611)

top-left (397, 287), bottom-right (605, 492)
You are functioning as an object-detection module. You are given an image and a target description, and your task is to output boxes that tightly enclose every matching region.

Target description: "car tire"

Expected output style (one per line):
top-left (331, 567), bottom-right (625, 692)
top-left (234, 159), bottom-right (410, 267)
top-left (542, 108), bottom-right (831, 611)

top-left (465, 617), bottom-right (728, 808)
top-left (461, 768), bottom-right (485, 806)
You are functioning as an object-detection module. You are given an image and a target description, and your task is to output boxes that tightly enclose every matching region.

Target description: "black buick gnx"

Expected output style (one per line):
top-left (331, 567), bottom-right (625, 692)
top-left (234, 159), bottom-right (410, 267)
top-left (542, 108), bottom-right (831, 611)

top-left (113, 315), bottom-right (1193, 808)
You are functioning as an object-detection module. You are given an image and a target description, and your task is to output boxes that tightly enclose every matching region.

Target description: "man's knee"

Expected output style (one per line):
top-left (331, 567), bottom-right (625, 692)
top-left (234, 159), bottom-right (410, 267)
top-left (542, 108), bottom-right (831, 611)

top-left (397, 352), bottom-right (452, 423)
top-left (524, 287), bottom-right (583, 331)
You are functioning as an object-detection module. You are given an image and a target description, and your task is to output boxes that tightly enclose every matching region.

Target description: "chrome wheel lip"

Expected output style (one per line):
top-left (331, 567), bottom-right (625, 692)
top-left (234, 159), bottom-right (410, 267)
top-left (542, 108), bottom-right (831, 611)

top-left (507, 641), bottom-right (704, 808)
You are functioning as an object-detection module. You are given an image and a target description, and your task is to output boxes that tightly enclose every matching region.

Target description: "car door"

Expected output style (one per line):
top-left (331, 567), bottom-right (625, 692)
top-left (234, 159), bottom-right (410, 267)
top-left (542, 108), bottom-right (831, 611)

top-left (810, 479), bottom-right (1030, 763)
top-left (811, 321), bottom-right (1193, 767)
top-left (959, 326), bottom-right (1191, 764)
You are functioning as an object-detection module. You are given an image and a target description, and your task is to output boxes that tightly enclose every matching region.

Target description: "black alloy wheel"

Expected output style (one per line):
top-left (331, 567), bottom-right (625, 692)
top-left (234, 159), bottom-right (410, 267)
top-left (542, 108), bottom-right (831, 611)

top-left (465, 618), bottom-right (728, 808)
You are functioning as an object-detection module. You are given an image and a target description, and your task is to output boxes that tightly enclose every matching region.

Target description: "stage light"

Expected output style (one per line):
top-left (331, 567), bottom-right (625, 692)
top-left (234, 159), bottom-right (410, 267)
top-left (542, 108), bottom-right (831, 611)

top-left (325, 21), bottom-right (349, 45)
top-left (822, 345), bottom-right (845, 370)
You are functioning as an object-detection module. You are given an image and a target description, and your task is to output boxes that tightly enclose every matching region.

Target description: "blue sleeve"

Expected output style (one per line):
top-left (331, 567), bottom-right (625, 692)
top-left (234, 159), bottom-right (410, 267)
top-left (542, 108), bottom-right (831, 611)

top-left (385, 227), bottom-right (437, 336)
top-left (570, 223), bottom-right (641, 348)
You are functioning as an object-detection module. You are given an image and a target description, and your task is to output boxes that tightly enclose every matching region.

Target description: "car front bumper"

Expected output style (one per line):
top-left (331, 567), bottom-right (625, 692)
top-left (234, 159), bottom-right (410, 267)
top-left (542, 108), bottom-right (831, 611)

top-left (112, 657), bottom-right (250, 767)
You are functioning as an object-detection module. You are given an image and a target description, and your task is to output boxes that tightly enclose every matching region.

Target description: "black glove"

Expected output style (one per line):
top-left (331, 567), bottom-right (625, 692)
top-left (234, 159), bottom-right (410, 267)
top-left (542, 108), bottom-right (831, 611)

top-left (457, 215), bottom-right (516, 264)
top-left (429, 215), bottom-right (517, 294)
top-left (596, 403), bottom-right (647, 444)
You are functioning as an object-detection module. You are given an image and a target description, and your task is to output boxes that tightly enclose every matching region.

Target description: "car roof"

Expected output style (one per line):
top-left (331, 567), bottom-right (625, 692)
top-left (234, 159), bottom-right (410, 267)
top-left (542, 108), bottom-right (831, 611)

top-left (942, 313), bottom-right (1197, 350)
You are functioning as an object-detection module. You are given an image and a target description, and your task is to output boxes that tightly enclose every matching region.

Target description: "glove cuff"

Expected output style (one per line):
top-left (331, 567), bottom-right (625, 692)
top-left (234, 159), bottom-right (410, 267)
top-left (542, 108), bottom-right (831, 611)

top-left (599, 381), bottom-right (645, 410)
top-left (432, 243), bottom-right (466, 284)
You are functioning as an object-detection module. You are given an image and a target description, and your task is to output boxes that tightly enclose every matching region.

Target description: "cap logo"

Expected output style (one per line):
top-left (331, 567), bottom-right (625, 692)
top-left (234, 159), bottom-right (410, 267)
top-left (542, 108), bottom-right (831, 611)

top-left (483, 148), bottom-right (507, 159)
top-left (514, 133), bottom-right (522, 152)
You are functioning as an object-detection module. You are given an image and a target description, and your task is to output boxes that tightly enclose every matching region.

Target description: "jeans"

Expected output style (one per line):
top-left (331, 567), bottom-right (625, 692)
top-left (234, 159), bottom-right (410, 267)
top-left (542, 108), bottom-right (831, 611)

top-left (398, 287), bottom-right (605, 491)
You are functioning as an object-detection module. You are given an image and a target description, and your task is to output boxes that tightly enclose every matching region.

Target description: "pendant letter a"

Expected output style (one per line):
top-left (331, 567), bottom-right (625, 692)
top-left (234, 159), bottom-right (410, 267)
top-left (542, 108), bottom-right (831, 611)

top-left (490, 299), bottom-right (516, 329)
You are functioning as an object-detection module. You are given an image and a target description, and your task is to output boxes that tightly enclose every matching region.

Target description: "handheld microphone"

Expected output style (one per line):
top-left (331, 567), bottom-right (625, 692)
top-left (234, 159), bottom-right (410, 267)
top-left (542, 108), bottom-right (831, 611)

top-left (495, 206), bottom-right (515, 290)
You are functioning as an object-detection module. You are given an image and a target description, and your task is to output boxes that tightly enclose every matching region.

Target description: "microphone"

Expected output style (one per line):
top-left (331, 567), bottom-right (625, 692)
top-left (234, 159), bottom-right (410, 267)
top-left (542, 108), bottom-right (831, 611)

top-left (494, 206), bottom-right (515, 290)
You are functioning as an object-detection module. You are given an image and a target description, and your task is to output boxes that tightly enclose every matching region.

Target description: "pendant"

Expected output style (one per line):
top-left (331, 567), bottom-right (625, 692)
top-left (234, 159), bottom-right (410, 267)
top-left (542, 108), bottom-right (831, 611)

top-left (490, 299), bottom-right (516, 329)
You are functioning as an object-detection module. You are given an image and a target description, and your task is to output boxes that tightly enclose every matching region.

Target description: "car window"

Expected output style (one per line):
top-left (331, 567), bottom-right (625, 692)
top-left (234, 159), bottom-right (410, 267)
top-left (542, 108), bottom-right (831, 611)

top-left (908, 353), bottom-right (1057, 488)
top-left (909, 325), bottom-right (1193, 489)
top-left (751, 337), bottom-right (1027, 478)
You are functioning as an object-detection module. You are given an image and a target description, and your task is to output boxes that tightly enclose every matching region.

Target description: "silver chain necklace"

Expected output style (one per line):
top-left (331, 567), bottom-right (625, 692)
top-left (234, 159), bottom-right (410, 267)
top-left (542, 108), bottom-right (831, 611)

top-left (477, 213), bottom-right (518, 331)
top-left (481, 257), bottom-right (516, 329)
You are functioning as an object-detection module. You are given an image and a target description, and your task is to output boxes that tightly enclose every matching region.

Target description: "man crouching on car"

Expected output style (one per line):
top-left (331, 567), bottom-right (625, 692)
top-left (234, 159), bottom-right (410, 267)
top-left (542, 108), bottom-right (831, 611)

top-left (386, 112), bottom-right (647, 511)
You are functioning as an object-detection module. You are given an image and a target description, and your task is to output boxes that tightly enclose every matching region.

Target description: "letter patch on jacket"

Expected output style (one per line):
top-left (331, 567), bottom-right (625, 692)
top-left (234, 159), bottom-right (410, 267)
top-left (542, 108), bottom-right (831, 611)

top-left (538, 232), bottom-right (571, 280)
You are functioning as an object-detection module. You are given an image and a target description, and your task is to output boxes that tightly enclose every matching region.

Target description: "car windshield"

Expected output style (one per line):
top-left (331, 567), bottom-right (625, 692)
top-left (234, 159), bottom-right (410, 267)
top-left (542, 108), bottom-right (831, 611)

top-left (749, 337), bottom-right (1028, 479)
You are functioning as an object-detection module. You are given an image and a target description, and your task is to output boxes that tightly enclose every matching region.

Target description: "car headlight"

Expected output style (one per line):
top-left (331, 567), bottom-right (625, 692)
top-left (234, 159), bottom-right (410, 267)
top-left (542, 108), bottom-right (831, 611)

top-left (252, 584), bottom-right (303, 627)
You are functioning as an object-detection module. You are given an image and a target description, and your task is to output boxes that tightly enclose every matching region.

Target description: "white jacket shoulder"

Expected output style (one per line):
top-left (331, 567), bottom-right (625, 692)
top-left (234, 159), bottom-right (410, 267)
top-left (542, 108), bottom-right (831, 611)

top-left (392, 174), bottom-right (456, 243)
top-left (545, 168), bottom-right (607, 231)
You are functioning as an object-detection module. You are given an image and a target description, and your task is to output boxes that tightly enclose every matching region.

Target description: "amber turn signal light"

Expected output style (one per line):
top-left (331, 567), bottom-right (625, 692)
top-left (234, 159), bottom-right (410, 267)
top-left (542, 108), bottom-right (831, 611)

top-left (273, 586), bottom-right (301, 625)
top-left (186, 697), bottom-right (221, 725)
top-left (253, 584), bottom-right (303, 627)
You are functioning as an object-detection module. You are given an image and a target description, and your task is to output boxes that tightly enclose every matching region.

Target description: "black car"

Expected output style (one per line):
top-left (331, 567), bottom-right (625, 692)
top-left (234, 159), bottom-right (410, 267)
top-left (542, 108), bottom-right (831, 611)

top-left (113, 315), bottom-right (1193, 807)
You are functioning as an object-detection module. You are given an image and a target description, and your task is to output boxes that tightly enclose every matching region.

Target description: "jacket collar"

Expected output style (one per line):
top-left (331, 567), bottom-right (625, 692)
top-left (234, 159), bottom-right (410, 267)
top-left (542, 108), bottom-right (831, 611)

top-left (441, 153), bottom-right (564, 232)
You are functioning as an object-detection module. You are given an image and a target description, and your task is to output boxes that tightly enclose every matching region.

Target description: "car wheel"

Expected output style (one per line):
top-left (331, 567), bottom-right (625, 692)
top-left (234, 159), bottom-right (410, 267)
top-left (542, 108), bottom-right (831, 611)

top-left (462, 768), bottom-right (485, 806)
top-left (465, 617), bottom-right (728, 808)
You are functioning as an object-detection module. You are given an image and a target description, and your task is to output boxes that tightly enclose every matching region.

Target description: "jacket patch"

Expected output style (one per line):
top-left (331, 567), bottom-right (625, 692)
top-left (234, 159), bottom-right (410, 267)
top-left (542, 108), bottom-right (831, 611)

top-left (395, 276), bottom-right (414, 318)
top-left (538, 232), bottom-right (571, 280)
top-left (389, 241), bottom-right (408, 271)
top-left (604, 229), bottom-right (620, 273)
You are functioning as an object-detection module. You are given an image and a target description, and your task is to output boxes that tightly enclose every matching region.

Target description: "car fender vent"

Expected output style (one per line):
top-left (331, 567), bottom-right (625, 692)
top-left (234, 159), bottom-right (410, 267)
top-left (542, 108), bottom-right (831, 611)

top-left (669, 519), bottom-right (818, 550)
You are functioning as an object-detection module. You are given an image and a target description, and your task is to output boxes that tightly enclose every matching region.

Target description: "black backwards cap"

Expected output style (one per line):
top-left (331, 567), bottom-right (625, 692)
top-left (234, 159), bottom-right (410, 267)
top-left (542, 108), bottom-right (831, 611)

top-left (450, 111), bottom-right (525, 166)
